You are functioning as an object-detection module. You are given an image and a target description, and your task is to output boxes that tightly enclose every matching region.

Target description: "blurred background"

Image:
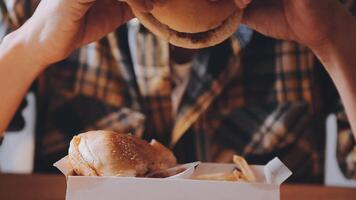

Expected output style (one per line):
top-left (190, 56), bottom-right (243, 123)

top-left (0, 74), bottom-right (355, 188)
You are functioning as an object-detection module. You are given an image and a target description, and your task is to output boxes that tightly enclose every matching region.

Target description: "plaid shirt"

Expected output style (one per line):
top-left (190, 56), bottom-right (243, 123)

top-left (1, 0), bottom-right (356, 182)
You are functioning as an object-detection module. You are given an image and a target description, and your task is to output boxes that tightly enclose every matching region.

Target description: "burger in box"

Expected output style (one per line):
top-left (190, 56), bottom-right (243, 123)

top-left (65, 131), bottom-right (256, 182)
top-left (54, 131), bottom-right (292, 200)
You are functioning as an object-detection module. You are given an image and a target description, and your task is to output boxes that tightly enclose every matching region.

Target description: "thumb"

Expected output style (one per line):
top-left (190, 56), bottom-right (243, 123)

top-left (79, 0), bottom-right (133, 45)
top-left (119, 0), bottom-right (153, 12)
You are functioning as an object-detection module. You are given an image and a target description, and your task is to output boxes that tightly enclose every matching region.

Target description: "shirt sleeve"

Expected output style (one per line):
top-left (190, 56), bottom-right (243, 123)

top-left (232, 25), bottom-right (254, 49)
top-left (331, 101), bottom-right (356, 179)
top-left (0, 0), bottom-right (38, 32)
top-left (6, 98), bottom-right (27, 131)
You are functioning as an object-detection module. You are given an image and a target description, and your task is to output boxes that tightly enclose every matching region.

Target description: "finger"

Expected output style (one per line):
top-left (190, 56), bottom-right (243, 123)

top-left (241, 0), bottom-right (285, 38)
top-left (152, 0), bottom-right (167, 6)
top-left (120, 0), bottom-right (154, 12)
top-left (242, 0), bottom-right (277, 25)
top-left (80, 1), bottom-right (133, 45)
top-left (234, 0), bottom-right (252, 9)
top-left (63, 0), bottom-right (97, 20)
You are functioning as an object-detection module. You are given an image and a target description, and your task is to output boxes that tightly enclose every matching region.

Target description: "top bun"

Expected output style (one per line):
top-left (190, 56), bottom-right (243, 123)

top-left (68, 131), bottom-right (177, 177)
top-left (132, 0), bottom-right (243, 49)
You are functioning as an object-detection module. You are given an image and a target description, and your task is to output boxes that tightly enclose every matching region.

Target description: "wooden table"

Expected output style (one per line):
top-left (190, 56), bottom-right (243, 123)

top-left (0, 173), bottom-right (355, 200)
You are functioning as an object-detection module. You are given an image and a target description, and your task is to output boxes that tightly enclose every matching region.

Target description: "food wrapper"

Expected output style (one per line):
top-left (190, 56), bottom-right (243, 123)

top-left (54, 157), bottom-right (292, 200)
top-left (53, 156), bottom-right (74, 177)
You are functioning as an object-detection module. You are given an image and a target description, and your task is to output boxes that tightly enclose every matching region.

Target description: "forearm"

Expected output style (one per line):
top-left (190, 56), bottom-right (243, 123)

top-left (0, 32), bottom-right (44, 136)
top-left (311, 6), bottom-right (356, 139)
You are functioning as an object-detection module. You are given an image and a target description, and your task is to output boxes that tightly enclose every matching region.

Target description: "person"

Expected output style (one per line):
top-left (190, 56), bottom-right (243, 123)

top-left (0, 0), bottom-right (355, 182)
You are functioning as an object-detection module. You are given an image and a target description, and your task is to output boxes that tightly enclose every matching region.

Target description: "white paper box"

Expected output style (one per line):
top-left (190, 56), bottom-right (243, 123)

top-left (55, 157), bottom-right (292, 200)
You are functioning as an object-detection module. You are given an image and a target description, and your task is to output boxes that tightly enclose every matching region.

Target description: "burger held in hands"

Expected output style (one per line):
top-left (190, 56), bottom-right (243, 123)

top-left (132, 0), bottom-right (243, 49)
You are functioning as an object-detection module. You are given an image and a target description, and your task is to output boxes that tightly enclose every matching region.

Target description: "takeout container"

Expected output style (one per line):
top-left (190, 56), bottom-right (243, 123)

top-left (55, 157), bottom-right (292, 200)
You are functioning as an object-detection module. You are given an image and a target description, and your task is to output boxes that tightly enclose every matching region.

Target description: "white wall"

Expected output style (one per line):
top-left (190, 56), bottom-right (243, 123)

top-left (0, 93), bottom-right (36, 173)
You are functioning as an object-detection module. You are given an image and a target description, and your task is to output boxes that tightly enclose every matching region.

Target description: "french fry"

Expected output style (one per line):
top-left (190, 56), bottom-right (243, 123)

top-left (189, 155), bottom-right (256, 182)
top-left (193, 169), bottom-right (248, 182)
top-left (233, 155), bottom-right (256, 182)
top-left (193, 172), bottom-right (238, 181)
top-left (232, 169), bottom-right (246, 181)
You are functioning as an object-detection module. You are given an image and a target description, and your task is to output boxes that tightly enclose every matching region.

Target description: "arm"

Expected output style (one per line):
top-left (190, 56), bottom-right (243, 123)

top-left (231, 0), bottom-right (356, 138)
top-left (312, 8), bottom-right (356, 137)
top-left (0, 32), bottom-right (43, 135)
top-left (0, 0), bottom-right (160, 138)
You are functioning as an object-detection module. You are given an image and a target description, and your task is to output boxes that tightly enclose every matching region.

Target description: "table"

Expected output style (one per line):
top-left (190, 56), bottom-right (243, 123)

top-left (0, 173), bottom-right (355, 200)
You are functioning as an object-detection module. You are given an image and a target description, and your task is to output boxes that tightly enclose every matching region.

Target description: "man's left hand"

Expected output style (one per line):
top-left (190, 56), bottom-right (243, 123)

top-left (213, 0), bottom-right (351, 50)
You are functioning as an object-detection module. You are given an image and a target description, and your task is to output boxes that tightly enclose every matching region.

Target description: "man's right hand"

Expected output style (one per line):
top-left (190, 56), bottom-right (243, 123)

top-left (0, 0), bottom-right (166, 136)
top-left (4, 0), bottom-right (158, 68)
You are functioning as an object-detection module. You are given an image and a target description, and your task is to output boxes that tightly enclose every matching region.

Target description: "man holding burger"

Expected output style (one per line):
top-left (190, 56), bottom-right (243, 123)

top-left (0, 0), bottom-right (355, 182)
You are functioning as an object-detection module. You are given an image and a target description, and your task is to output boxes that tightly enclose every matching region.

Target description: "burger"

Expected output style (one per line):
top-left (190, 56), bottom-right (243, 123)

top-left (68, 131), bottom-right (177, 177)
top-left (66, 131), bottom-right (256, 182)
top-left (132, 0), bottom-right (243, 49)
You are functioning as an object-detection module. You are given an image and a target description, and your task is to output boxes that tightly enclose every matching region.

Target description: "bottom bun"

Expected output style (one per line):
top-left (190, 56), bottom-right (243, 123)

top-left (132, 9), bottom-right (243, 49)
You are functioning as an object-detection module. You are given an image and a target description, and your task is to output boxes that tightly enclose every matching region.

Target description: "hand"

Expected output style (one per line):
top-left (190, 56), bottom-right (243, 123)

top-left (234, 0), bottom-right (347, 49)
top-left (234, 0), bottom-right (356, 141)
top-left (6, 0), bottom-right (159, 67)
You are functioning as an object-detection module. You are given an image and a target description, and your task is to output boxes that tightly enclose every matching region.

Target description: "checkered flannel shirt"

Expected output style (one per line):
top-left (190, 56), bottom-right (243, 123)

top-left (1, 0), bottom-right (356, 182)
